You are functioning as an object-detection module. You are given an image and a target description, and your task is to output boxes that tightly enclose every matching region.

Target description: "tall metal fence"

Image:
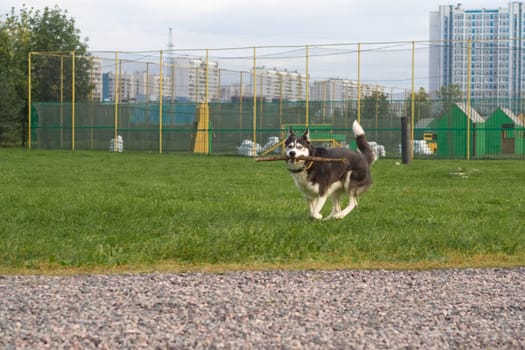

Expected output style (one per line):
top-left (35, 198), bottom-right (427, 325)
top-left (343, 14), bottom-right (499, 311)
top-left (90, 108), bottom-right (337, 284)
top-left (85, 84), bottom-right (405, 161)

top-left (28, 40), bottom-right (525, 159)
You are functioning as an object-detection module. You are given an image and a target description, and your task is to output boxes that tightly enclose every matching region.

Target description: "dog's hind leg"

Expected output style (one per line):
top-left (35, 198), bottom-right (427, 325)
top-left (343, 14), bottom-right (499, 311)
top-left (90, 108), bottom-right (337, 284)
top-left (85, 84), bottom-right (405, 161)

top-left (333, 194), bottom-right (358, 219)
top-left (324, 193), bottom-right (342, 221)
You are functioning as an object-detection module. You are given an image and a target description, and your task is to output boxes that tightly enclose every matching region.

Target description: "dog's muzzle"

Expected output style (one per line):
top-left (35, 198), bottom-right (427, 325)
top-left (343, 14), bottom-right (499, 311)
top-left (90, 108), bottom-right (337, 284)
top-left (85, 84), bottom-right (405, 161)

top-left (288, 151), bottom-right (298, 163)
top-left (286, 153), bottom-right (306, 172)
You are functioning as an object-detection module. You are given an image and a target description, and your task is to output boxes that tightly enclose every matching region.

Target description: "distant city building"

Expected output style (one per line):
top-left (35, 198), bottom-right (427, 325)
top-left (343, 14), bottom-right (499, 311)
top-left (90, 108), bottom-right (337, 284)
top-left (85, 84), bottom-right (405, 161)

top-left (98, 60), bottom-right (389, 105)
top-left (89, 58), bottom-right (103, 101)
top-left (429, 2), bottom-right (525, 100)
top-left (311, 78), bottom-right (387, 116)
top-left (311, 78), bottom-right (385, 101)
top-left (170, 57), bottom-right (219, 102)
top-left (101, 56), bottom-right (219, 102)
top-left (102, 71), bottom-right (141, 102)
top-left (252, 66), bottom-right (307, 102)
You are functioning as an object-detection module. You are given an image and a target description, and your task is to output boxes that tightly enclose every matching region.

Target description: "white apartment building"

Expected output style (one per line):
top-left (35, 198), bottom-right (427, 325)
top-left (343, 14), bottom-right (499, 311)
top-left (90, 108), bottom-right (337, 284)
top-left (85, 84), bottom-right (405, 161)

top-left (102, 56), bottom-right (219, 102)
top-left (429, 2), bottom-right (525, 100)
top-left (102, 71), bottom-right (139, 102)
top-left (310, 78), bottom-right (387, 116)
top-left (219, 67), bottom-right (307, 102)
top-left (88, 57), bottom-right (103, 101)
top-left (220, 74), bottom-right (386, 103)
top-left (252, 66), bottom-right (308, 102)
top-left (179, 57), bottom-right (219, 102)
top-left (134, 72), bottom-right (175, 102)
top-left (311, 79), bottom-right (385, 101)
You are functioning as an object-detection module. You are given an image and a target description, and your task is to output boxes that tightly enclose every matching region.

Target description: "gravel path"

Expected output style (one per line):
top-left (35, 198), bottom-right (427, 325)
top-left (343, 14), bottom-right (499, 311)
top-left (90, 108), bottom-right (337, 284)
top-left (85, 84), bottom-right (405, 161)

top-left (0, 268), bottom-right (523, 349)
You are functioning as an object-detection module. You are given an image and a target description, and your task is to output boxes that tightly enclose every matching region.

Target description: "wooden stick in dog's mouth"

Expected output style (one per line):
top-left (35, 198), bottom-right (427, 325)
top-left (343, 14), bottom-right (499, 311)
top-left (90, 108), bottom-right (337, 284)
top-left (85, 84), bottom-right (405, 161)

top-left (255, 155), bottom-right (348, 163)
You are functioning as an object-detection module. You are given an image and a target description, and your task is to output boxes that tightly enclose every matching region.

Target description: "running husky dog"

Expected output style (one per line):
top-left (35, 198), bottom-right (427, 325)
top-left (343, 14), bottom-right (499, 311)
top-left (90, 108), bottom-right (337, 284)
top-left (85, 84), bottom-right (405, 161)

top-left (285, 121), bottom-right (375, 220)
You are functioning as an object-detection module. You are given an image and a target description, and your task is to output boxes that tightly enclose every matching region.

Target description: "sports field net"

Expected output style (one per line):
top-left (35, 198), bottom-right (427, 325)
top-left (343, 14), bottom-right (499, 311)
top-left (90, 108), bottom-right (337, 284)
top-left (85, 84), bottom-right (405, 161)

top-left (28, 41), bottom-right (525, 159)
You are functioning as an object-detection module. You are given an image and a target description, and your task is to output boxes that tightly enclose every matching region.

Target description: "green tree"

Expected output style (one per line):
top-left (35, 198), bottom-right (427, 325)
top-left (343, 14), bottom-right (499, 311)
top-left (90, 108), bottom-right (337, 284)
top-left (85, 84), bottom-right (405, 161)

top-left (361, 90), bottom-right (390, 122)
top-left (437, 83), bottom-right (463, 116)
top-left (0, 5), bottom-right (91, 146)
top-left (0, 27), bottom-right (22, 144)
top-left (360, 90), bottom-right (390, 141)
top-left (405, 87), bottom-right (431, 123)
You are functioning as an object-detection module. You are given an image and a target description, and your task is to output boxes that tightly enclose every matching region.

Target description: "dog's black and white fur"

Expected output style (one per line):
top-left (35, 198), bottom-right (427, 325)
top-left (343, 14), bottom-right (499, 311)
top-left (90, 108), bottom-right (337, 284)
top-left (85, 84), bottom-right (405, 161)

top-left (285, 120), bottom-right (375, 220)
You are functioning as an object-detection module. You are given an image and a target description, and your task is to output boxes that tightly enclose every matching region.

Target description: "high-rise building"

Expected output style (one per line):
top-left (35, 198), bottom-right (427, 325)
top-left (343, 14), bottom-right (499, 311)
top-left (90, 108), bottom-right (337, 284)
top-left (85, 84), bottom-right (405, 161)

top-left (102, 71), bottom-right (141, 102)
top-left (171, 57), bottom-right (219, 102)
top-left (311, 78), bottom-right (385, 101)
top-left (88, 58), bottom-right (103, 101)
top-left (310, 78), bottom-right (387, 117)
top-left (100, 57), bottom-right (219, 103)
top-left (252, 66), bottom-right (308, 102)
top-left (429, 2), bottom-right (525, 100)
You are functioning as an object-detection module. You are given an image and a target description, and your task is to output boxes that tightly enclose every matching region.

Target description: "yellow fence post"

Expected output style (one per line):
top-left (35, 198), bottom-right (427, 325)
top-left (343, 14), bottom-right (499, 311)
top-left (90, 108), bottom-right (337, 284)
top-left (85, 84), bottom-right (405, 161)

top-left (252, 47), bottom-right (257, 157)
top-left (279, 72), bottom-right (283, 132)
top-left (146, 62), bottom-right (150, 101)
top-left (410, 41), bottom-right (416, 160)
top-left (205, 48), bottom-right (210, 155)
top-left (466, 38), bottom-right (472, 160)
top-left (113, 51), bottom-right (119, 152)
top-left (71, 51), bottom-right (76, 151)
top-left (205, 48), bottom-right (209, 104)
top-left (89, 56), bottom-right (94, 149)
top-left (305, 44), bottom-right (309, 127)
top-left (60, 55), bottom-right (64, 148)
top-left (239, 71), bottom-right (243, 141)
top-left (28, 52), bottom-right (32, 150)
top-left (159, 50), bottom-right (163, 154)
top-left (357, 43), bottom-right (361, 123)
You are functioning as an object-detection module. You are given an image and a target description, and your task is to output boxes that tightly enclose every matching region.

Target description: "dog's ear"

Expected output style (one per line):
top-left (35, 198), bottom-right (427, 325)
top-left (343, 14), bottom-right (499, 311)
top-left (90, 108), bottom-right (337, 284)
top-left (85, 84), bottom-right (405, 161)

top-left (288, 126), bottom-right (295, 137)
top-left (303, 128), bottom-right (311, 143)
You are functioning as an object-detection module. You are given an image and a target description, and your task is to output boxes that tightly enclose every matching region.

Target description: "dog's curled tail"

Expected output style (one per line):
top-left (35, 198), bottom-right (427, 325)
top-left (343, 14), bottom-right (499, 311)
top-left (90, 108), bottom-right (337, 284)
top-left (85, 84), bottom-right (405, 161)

top-left (352, 120), bottom-right (376, 165)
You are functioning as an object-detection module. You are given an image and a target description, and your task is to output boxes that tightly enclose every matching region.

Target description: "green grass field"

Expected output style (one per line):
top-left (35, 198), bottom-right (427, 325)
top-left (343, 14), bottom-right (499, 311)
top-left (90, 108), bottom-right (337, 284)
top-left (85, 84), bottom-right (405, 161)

top-left (0, 149), bottom-right (524, 274)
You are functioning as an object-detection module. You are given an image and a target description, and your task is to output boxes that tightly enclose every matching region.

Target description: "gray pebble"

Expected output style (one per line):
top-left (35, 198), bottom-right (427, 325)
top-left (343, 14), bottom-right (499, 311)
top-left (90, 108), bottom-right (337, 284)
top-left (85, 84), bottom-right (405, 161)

top-left (0, 268), bottom-right (523, 349)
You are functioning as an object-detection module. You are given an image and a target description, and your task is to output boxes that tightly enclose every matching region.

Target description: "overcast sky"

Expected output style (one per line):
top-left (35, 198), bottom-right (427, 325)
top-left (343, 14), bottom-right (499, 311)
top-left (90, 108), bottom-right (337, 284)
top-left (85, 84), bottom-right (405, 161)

top-left (3, 0), bottom-right (514, 90)
top-left (4, 0), bottom-right (510, 51)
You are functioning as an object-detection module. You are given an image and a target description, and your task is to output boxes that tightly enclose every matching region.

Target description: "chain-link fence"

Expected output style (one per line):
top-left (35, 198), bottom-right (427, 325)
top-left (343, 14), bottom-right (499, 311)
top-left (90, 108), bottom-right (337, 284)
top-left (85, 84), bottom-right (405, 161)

top-left (28, 40), bottom-right (525, 159)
